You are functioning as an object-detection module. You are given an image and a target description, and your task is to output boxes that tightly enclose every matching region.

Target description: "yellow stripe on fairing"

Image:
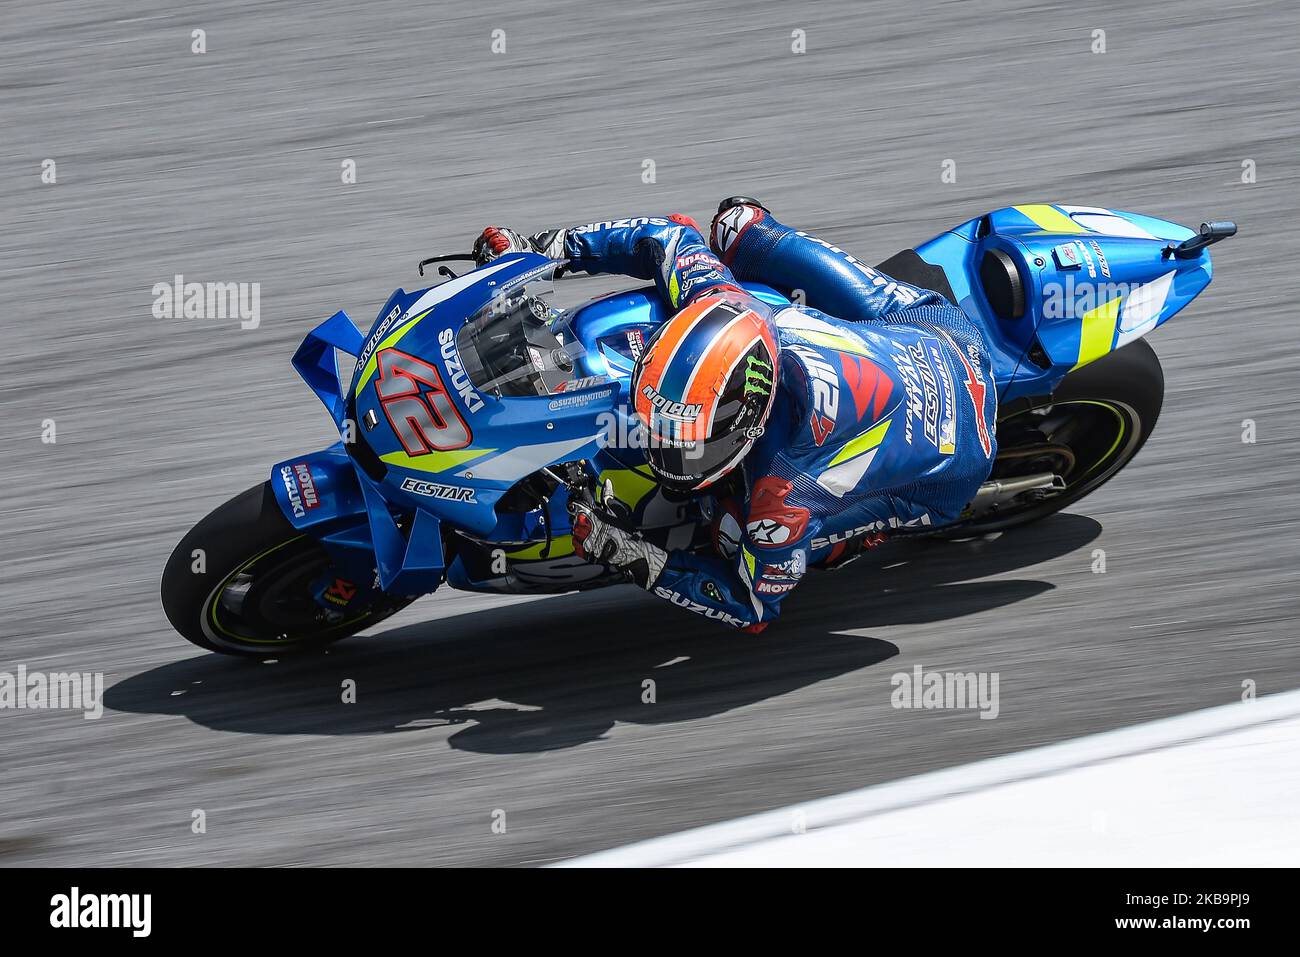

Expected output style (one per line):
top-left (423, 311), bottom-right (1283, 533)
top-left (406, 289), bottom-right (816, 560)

top-left (829, 418), bottom-right (891, 467)
top-left (1014, 204), bottom-right (1089, 235)
top-left (1073, 295), bottom-right (1122, 370)
top-left (598, 467), bottom-right (659, 510)
top-left (380, 447), bottom-right (493, 473)
top-left (353, 309), bottom-right (432, 396)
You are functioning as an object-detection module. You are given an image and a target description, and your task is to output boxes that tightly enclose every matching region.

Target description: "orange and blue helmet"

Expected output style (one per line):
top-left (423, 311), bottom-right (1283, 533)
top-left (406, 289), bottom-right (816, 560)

top-left (632, 294), bottom-right (779, 490)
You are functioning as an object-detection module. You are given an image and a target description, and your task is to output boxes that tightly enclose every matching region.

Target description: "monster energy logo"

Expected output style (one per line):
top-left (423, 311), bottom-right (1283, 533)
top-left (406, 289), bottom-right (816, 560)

top-left (744, 356), bottom-right (774, 398)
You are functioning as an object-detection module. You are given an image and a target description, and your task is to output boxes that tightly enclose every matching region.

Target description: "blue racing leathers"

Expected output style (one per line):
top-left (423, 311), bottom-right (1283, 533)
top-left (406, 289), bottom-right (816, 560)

top-left (557, 210), bottom-right (998, 630)
top-left (561, 213), bottom-right (744, 308)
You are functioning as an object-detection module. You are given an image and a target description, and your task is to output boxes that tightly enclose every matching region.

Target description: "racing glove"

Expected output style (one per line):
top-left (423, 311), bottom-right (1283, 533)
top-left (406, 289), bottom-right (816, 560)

top-left (473, 226), bottom-right (569, 265)
top-left (569, 501), bottom-right (667, 590)
top-left (529, 228), bottom-right (568, 260)
top-left (473, 226), bottom-right (532, 264)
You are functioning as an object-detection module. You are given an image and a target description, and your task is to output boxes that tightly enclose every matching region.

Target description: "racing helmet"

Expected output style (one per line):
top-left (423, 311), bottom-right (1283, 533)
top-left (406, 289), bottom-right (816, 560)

top-left (632, 294), bottom-right (779, 490)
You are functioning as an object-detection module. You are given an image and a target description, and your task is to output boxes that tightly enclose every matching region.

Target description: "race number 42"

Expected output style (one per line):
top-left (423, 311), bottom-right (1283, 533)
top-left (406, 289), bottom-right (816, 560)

top-left (374, 348), bottom-right (471, 454)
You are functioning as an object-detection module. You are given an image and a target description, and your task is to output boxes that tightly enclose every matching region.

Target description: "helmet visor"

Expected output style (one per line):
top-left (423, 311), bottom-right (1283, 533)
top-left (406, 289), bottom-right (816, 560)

top-left (646, 428), bottom-right (753, 490)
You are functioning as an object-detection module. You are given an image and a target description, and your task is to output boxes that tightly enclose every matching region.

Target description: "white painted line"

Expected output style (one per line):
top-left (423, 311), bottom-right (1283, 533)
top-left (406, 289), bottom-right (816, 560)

top-left (560, 690), bottom-right (1300, 867)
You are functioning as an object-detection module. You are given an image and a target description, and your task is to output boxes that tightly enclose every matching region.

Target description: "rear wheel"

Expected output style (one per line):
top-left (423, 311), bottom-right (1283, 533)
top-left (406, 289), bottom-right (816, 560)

top-left (161, 482), bottom-right (414, 657)
top-left (938, 338), bottom-right (1164, 536)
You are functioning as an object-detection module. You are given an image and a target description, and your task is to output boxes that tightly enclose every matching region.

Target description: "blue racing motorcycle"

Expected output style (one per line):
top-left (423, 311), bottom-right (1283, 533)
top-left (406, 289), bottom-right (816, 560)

top-left (162, 204), bottom-right (1234, 655)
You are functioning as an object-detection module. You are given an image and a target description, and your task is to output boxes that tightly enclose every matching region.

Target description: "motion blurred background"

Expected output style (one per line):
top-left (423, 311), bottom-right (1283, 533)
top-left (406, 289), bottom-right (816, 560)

top-left (2, 0), bottom-right (1297, 865)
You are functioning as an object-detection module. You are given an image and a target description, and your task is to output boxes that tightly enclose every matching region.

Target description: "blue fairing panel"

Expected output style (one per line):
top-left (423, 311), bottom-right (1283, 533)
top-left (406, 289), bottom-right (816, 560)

top-left (910, 204), bottom-right (1218, 403)
top-left (270, 443), bottom-right (365, 530)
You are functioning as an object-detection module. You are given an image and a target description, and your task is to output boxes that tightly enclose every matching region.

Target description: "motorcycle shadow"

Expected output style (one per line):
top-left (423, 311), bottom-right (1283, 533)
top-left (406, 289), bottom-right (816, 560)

top-left (110, 513), bottom-right (1100, 753)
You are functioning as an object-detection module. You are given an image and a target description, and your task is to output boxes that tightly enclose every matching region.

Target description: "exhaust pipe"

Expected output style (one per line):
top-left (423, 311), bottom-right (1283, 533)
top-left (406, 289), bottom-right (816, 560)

top-left (970, 473), bottom-right (1066, 512)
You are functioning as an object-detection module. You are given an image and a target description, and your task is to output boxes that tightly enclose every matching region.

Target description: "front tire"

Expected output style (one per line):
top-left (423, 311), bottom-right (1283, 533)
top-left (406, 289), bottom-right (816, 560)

top-left (939, 337), bottom-right (1165, 536)
top-left (161, 482), bottom-right (413, 657)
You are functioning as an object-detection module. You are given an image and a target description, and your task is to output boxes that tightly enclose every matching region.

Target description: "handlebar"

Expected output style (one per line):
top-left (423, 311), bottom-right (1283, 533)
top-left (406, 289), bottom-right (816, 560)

top-left (417, 253), bottom-right (477, 277)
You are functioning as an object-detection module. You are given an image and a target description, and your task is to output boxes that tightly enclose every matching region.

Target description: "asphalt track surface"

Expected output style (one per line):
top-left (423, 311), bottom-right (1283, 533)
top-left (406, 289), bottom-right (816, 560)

top-left (2, 1), bottom-right (1298, 866)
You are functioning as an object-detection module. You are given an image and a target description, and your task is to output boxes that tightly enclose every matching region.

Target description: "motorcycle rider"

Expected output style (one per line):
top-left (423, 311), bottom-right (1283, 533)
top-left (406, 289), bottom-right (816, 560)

top-left (474, 199), bottom-right (998, 632)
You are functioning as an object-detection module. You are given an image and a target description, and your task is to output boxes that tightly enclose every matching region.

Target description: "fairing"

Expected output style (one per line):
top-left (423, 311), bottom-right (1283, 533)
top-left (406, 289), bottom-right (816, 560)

top-left (912, 203), bottom-right (1215, 403)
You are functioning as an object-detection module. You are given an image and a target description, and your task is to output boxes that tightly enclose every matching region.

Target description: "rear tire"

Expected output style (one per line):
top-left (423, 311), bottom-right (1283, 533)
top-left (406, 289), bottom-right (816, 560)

top-left (937, 338), bottom-right (1164, 537)
top-left (161, 482), bottom-right (413, 657)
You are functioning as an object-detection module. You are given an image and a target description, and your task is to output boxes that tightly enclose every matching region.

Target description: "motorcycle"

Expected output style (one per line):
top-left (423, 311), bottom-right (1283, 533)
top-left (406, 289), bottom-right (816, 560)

top-left (162, 204), bottom-right (1235, 655)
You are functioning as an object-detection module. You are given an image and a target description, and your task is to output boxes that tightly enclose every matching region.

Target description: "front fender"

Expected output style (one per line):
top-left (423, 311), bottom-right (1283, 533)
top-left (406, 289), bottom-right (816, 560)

top-left (270, 442), bottom-right (446, 595)
top-left (270, 443), bottom-right (366, 529)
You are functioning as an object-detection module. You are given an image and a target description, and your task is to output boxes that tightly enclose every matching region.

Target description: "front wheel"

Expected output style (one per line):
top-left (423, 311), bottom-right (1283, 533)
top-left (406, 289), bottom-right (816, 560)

top-left (161, 482), bottom-right (414, 657)
top-left (938, 337), bottom-right (1165, 537)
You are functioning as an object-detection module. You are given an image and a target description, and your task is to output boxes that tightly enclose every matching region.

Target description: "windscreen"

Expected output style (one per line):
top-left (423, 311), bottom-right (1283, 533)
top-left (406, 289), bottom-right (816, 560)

top-left (455, 266), bottom-right (578, 397)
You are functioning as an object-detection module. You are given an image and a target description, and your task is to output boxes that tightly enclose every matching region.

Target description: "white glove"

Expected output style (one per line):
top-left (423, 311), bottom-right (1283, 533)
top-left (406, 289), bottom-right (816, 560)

top-left (473, 226), bottom-right (532, 264)
top-left (473, 226), bottom-right (569, 266)
top-left (569, 499), bottom-right (667, 590)
top-left (529, 228), bottom-right (568, 260)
